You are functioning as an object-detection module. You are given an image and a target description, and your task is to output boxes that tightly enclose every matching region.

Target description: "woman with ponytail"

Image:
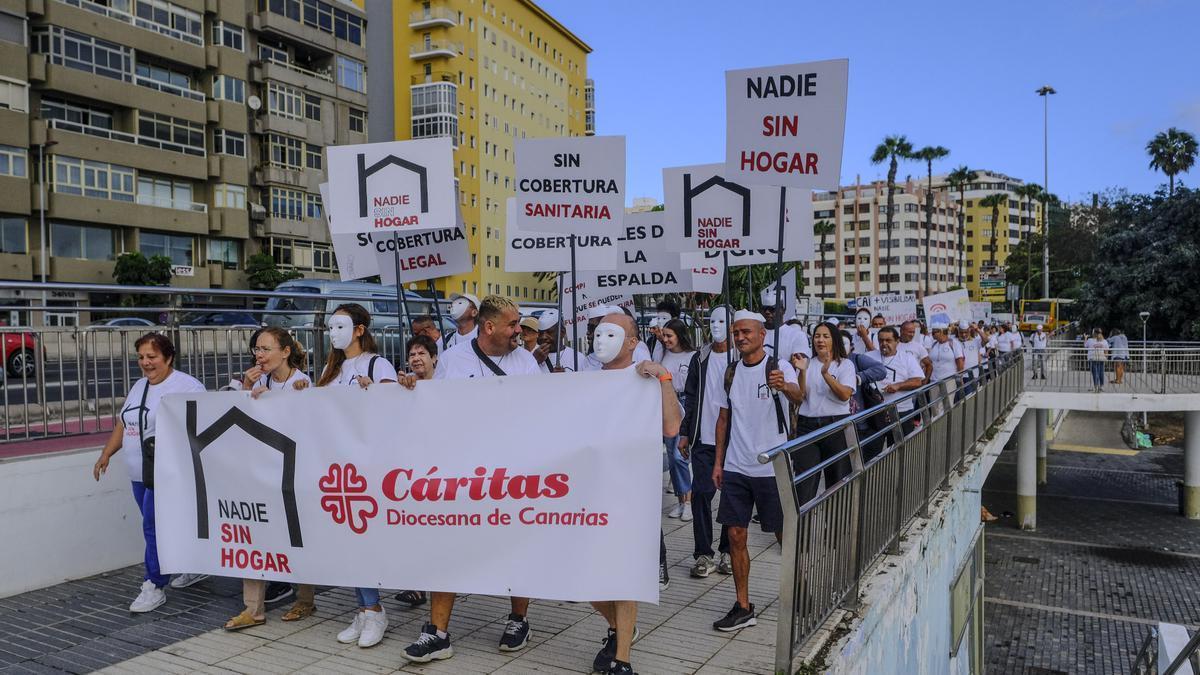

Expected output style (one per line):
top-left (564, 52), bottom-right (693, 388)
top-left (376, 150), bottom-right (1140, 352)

top-left (317, 303), bottom-right (398, 388)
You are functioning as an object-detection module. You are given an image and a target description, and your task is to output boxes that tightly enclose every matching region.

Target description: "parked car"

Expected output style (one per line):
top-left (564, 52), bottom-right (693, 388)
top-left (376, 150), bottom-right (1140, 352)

top-left (180, 311), bottom-right (260, 327)
top-left (88, 317), bottom-right (157, 329)
top-left (2, 331), bottom-right (38, 378)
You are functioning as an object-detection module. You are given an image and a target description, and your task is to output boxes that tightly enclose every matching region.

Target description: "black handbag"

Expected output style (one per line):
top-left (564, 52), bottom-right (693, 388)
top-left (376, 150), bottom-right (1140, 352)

top-left (135, 382), bottom-right (156, 488)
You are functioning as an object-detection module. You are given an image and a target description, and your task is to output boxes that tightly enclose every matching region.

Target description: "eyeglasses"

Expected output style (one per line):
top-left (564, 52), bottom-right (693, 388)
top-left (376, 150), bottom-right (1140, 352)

top-left (251, 347), bottom-right (276, 355)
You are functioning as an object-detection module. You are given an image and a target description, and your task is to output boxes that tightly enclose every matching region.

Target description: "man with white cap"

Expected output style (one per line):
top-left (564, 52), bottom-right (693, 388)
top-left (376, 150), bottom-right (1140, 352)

top-left (444, 292), bottom-right (480, 350)
top-left (679, 305), bottom-right (733, 578)
top-left (1030, 324), bottom-right (1048, 379)
top-left (928, 321), bottom-right (965, 416)
top-left (402, 295), bottom-right (540, 664)
top-left (760, 288), bottom-right (811, 364)
top-left (711, 309), bottom-right (802, 632)
top-left (535, 309), bottom-right (588, 372)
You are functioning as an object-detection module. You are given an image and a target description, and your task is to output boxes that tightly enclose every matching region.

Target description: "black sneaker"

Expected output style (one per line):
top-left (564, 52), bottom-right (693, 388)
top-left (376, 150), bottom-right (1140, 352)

top-left (498, 613), bottom-right (530, 652)
top-left (659, 561), bottom-right (670, 591)
top-left (402, 623), bottom-right (453, 663)
top-left (264, 582), bottom-right (293, 605)
top-left (593, 626), bottom-right (641, 672)
top-left (606, 659), bottom-right (638, 675)
top-left (713, 602), bottom-right (756, 632)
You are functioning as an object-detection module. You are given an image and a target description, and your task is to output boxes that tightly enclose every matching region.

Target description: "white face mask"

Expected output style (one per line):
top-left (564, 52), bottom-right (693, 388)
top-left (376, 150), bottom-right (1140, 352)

top-left (655, 312), bottom-right (670, 325)
top-left (592, 322), bottom-right (626, 365)
top-left (855, 311), bottom-right (870, 328)
top-left (709, 313), bottom-right (729, 343)
top-left (842, 337), bottom-right (852, 354)
top-left (449, 298), bottom-right (472, 321)
top-left (328, 314), bottom-right (355, 351)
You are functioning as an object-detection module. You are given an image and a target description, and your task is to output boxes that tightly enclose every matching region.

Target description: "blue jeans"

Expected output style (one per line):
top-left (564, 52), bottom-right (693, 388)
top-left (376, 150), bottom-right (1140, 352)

top-left (663, 436), bottom-right (692, 497)
top-left (355, 587), bottom-right (380, 608)
top-left (1089, 361), bottom-right (1105, 388)
top-left (131, 481), bottom-right (168, 588)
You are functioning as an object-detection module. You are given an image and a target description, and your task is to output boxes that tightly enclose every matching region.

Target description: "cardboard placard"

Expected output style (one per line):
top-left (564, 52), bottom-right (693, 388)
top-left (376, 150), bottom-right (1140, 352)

top-left (326, 138), bottom-right (456, 234)
top-left (661, 163), bottom-right (786, 253)
top-left (515, 136), bottom-right (626, 235)
top-left (504, 198), bottom-right (619, 273)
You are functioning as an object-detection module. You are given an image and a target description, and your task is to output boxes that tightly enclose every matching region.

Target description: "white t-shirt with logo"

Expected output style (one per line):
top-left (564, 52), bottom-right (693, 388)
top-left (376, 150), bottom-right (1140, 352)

top-left (997, 332), bottom-right (1016, 353)
top-left (698, 350), bottom-right (732, 446)
top-left (898, 339), bottom-right (930, 363)
top-left (658, 349), bottom-right (695, 394)
top-left (435, 339), bottom-right (541, 379)
top-left (712, 357), bottom-right (798, 478)
top-left (930, 339), bottom-right (964, 381)
top-left (330, 353), bottom-right (398, 386)
top-left (253, 368), bottom-right (312, 391)
top-left (961, 336), bottom-right (982, 369)
top-left (879, 351), bottom-right (924, 412)
top-left (120, 370), bottom-right (206, 482)
top-left (797, 358), bottom-right (857, 418)
top-left (766, 323), bottom-right (812, 360)
top-left (444, 326), bottom-right (479, 351)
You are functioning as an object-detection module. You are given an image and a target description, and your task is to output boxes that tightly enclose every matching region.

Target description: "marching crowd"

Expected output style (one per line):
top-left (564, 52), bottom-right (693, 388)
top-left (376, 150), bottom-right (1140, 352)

top-left (90, 290), bottom-right (1048, 675)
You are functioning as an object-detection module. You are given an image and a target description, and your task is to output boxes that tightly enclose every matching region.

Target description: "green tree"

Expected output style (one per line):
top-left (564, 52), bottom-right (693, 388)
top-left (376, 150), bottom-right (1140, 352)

top-left (245, 252), bottom-right (302, 290)
top-left (945, 166), bottom-right (978, 285)
top-left (870, 135), bottom-right (914, 292)
top-left (813, 219), bottom-right (836, 300)
top-left (1013, 182), bottom-right (1042, 287)
top-left (1146, 127), bottom-right (1198, 196)
top-left (913, 145), bottom-right (949, 294)
top-left (979, 193), bottom-right (1007, 268)
top-left (112, 251), bottom-right (172, 307)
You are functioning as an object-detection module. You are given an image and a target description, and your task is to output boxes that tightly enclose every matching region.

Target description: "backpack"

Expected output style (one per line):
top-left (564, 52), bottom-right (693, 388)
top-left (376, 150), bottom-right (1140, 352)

top-left (724, 355), bottom-right (793, 439)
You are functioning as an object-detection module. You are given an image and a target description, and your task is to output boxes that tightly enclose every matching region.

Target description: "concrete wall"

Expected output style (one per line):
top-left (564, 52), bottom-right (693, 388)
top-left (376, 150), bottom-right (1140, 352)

top-left (0, 448), bottom-right (143, 598)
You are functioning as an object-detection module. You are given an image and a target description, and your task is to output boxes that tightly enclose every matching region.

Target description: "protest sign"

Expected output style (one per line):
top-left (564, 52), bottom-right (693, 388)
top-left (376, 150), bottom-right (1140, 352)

top-left (725, 59), bottom-right (849, 190)
top-left (595, 210), bottom-right (690, 295)
top-left (923, 289), bottom-right (972, 326)
top-left (690, 257), bottom-right (725, 295)
top-left (322, 182), bottom-right (377, 282)
top-left (372, 220), bottom-right (471, 285)
top-left (515, 136), bottom-right (626, 235)
top-left (677, 209), bottom-right (814, 268)
top-left (559, 272), bottom-right (635, 334)
top-left (326, 138), bottom-right (456, 234)
top-left (760, 270), bottom-right (797, 317)
top-left (797, 296), bottom-right (825, 320)
top-left (661, 163), bottom-right (786, 252)
top-left (504, 198), bottom-right (618, 273)
top-left (855, 293), bottom-right (919, 326)
top-left (970, 302), bottom-right (993, 323)
top-left (155, 374), bottom-right (662, 603)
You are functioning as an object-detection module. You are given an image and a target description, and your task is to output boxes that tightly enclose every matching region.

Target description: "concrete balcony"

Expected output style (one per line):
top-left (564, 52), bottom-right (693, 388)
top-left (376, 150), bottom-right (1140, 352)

top-left (41, 119), bottom-right (207, 181)
top-left (257, 60), bottom-right (338, 99)
top-left (41, 63), bottom-right (205, 124)
top-left (43, 0), bottom-right (206, 68)
top-left (408, 6), bottom-right (457, 29)
top-left (47, 192), bottom-right (209, 236)
top-left (0, 253), bottom-right (34, 281)
top-left (410, 40), bottom-right (462, 60)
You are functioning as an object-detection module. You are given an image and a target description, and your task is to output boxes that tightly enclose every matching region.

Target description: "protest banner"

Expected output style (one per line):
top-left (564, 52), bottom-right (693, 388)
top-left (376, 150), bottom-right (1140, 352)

top-left (504, 198), bottom-right (618, 273)
top-left (724, 59), bottom-right (849, 190)
top-left (560, 272), bottom-right (635, 331)
top-left (923, 289), bottom-right (972, 326)
top-left (797, 296), bottom-right (825, 320)
top-left (372, 221), bottom-right (471, 285)
top-left (661, 163), bottom-right (785, 253)
top-left (326, 138), bottom-right (456, 235)
top-left (760, 269), bottom-right (797, 317)
top-left (322, 182), bottom-right (377, 282)
top-left (855, 293), bottom-right (919, 325)
top-left (590, 210), bottom-right (690, 295)
top-left (690, 257), bottom-right (725, 295)
top-left (515, 136), bottom-right (626, 235)
top-left (970, 302), bottom-right (993, 323)
top-left (155, 374), bottom-right (662, 603)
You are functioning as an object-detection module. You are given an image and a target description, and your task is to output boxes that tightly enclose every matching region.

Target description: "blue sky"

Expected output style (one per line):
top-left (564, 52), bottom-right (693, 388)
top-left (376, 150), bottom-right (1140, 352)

top-left (539, 0), bottom-right (1200, 205)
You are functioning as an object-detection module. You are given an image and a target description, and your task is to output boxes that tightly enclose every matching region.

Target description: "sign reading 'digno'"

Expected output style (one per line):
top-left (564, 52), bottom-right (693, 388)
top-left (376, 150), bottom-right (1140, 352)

top-left (515, 136), bottom-right (625, 235)
top-left (326, 138), bottom-right (456, 234)
top-left (661, 163), bottom-right (785, 253)
top-left (725, 59), bottom-right (848, 189)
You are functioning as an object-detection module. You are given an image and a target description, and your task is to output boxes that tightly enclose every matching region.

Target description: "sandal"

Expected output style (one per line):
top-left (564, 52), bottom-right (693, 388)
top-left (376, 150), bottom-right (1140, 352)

top-left (281, 602), bottom-right (317, 621)
top-left (394, 590), bottom-right (427, 607)
top-left (224, 611), bottom-right (265, 631)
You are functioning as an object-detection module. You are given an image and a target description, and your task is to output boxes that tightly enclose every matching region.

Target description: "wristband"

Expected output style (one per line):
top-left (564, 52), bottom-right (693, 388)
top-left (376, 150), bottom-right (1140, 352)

top-left (658, 373), bottom-right (673, 383)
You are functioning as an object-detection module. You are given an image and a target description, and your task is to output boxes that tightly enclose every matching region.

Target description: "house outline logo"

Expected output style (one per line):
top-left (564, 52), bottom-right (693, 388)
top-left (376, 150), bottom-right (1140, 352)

top-left (186, 401), bottom-right (304, 548)
top-left (682, 172), bottom-right (751, 239)
top-left (356, 153), bottom-right (430, 217)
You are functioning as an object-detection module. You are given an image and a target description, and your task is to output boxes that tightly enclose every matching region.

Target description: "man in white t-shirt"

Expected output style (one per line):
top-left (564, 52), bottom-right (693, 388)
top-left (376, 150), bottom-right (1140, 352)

top-left (711, 310), bottom-right (802, 634)
top-left (876, 326), bottom-right (925, 436)
top-left (586, 306), bottom-right (650, 369)
top-left (404, 296), bottom-right (539, 665)
top-left (443, 292), bottom-right (480, 351)
top-left (929, 322), bottom-right (965, 416)
top-left (760, 291), bottom-right (812, 362)
top-left (534, 309), bottom-right (586, 373)
top-left (958, 321), bottom-right (983, 396)
top-left (899, 320), bottom-right (933, 382)
top-left (1030, 324), bottom-right (1048, 379)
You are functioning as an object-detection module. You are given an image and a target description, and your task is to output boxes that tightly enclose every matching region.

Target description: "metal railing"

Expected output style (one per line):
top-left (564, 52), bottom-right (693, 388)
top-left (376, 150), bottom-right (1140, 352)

top-left (1025, 346), bottom-right (1200, 394)
top-left (761, 352), bottom-right (1026, 673)
top-left (56, 0), bottom-right (204, 46)
top-left (261, 55), bottom-right (335, 83)
top-left (409, 40), bottom-right (463, 57)
top-left (48, 119), bottom-right (206, 157)
top-left (133, 75), bottom-right (206, 102)
top-left (408, 6), bottom-right (458, 26)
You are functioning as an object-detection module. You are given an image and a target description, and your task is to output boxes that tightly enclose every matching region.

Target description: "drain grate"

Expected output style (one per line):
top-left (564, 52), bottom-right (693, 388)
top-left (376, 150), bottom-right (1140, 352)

top-left (1012, 556), bottom-right (1041, 565)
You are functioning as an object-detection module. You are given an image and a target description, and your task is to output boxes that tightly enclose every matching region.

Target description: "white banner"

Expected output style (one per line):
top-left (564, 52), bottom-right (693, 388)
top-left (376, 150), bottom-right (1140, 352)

top-left (596, 211), bottom-right (691, 295)
top-left (761, 269), bottom-right (797, 317)
top-left (327, 138), bottom-right (456, 235)
top-left (154, 375), bottom-right (662, 603)
top-left (560, 273), bottom-right (635, 334)
top-left (372, 221), bottom-right (471, 285)
top-left (504, 198), bottom-right (619, 273)
top-left (797, 296), bottom-right (825, 319)
top-left (690, 258), bottom-right (725, 295)
top-left (970, 302), bottom-right (993, 323)
top-left (515, 136), bottom-right (626, 235)
top-left (923, 289), bottom-right (972, 326)
top-left (855, 293), bottom-right (918, 326)
top-left (661, 163), bottom-right (786, 253)
top-left (725, 59), bottom-right (849, 189)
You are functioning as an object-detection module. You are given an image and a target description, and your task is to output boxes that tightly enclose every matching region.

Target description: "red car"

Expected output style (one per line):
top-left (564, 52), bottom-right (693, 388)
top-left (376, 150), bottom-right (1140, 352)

top-left (3, 331), bottom-right (37, 378)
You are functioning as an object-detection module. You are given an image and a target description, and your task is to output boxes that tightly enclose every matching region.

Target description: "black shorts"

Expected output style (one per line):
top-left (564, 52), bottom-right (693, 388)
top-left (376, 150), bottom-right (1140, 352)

top-left (717, 470), bottom-right (784, 533)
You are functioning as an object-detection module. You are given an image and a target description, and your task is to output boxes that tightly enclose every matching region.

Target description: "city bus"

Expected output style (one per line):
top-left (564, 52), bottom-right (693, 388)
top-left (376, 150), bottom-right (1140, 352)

top-left (1019, 298), bottom-right (1077, 332)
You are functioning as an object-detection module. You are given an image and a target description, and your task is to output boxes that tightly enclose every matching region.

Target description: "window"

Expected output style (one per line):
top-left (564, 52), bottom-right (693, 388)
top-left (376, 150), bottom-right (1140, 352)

top-left (212, 21), bottom-right (244, 50)
top-left (0, 216), bottom-right (26, 254)
top-left (50, 156), bottom-right (135, 201)
top-left (137, 175), bottom-right (196, 211)
top-left (213, 183), bottom-right (246, 209)
top-left (207, 238), bottom-right (241, 269)
top-left (349, 107), bottom-right (366, 133)
top-left (32, 27), bottom-right (132, 82)
top-left (0, 144), bottom-right (26, 177)
top-left (213, 129), bottom-right (246, 157)
top-left (336, 56), bottom-right (366, 93)
top-left (268, 187), bottom-right (304, 220)
top-left (41, 98), bottom-right (113, 130)
top-left (50, 222), bottom-right (114, 260)
top-left (265, 133), bottom-right (303, 169)
top-left (134, 0), bottom-right (202, 44)
top-left (138, 112), bottom-right (204, 152)
top-left (140, 230), bottom-right (194, 266)
top-left (212, 75), bottom-right (245, 103)
top-left (304, 94), bottom-right (321, 121)
top-left (134, 60), bottom-right (200, 99)
top-left (305, 192), bottom-right (322, 219)
top-left (0, 12), bottom-right (24, 46)
top-left (0, 77), bottom-right (27, 113)
top-left (306, 144), bottom-right (322, 170)
top-left (267, 82), bottom-right (303, 120)
top-left (258, 41), bottom-right (287, 64)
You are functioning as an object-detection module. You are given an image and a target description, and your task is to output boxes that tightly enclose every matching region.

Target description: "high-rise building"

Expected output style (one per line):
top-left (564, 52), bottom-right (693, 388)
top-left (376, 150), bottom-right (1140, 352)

top-left (0, 0), bottom-right (368, 324)
top-left (367, 0), bottom-right (592, 303)
top-left (800, 178), bottom-right (963, 302)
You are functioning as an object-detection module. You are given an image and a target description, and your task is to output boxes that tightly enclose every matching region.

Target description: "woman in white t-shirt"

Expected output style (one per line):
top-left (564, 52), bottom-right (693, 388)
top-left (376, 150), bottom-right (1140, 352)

top-left (658, 319), bottom-right (697, 521)
top-left (1084, 329), bottom-right (1109, 392)
top-left (792, 322), bottom-right (857, 497)
top-left (92, 333), bottom-right (206, 614)
top-left (223, 327), bottom-right (316, 631)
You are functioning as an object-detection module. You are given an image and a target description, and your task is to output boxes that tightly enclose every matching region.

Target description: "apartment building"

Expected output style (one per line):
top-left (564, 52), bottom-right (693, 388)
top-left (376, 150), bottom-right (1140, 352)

top-left (0, 0), bottom-right (367, 323)
top-left (367, 0), bottom-right (592, 303)
top-left (800, 178), bottom-right (963, 302)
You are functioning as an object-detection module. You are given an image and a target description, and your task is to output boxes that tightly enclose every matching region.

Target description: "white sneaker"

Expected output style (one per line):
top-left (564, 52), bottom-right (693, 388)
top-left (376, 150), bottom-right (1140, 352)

top-left (680, 505), bottom-right (694, 522)
top-left (169, 573), bottom-right (209, 589)
top-left (129, 580), bottom-right (166, 613)
top-left (667, 503), bottom-right (684, 519)
top-left (357, 608), bottom-right (388, 648)
top-left (337, 611), bottom-right (366, 644)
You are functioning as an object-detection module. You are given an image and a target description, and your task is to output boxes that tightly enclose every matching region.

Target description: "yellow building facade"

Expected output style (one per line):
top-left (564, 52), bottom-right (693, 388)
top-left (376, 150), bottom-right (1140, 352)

top-left (367, 0), bottom-right (592, 303)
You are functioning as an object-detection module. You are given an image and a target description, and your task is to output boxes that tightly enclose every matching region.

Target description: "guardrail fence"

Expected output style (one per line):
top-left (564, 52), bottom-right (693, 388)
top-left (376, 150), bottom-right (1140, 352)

top-left (1026, 346), bottom-right (1200, 395)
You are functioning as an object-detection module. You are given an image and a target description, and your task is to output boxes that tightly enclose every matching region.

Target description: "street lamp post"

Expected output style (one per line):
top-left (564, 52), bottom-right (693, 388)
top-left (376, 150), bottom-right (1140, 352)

top-left (36, 140), bottom-right (58, 326)
top-left (1139, 310), bottom-right (1150, 426)
top-left (1036, 85), bottom-right (1055, 299)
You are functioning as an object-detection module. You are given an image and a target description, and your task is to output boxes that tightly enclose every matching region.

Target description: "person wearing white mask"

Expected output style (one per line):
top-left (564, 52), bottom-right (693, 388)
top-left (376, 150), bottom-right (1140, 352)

top-left (444, 292), bottom-right (480, 351)
top-left (851, 308), bottom-right (879, 358)
top-left (1030, 324), bottom-right (1048, 379)
top-left (586, 306), bottom-right (650, 369)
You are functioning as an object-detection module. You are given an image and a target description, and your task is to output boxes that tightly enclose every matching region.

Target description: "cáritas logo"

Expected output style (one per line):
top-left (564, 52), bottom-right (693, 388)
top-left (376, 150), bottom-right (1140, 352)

top-left (319, 463), bottom-right (378, 534)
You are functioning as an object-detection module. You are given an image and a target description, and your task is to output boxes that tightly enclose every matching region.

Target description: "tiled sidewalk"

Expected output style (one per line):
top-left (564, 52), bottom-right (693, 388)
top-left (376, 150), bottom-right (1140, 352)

top-left (0, 495), bottom-right (781, 675)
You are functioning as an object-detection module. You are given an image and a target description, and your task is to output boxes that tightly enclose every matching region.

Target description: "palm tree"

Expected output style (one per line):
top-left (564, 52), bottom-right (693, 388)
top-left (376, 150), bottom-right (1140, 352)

top-left (944, 166), bottom-right (977, 286)
top-left (979, 193), bottom-right (1007, 268)
top-left (913, 145), bottom-right (949, 295)
top-left (1014, 183), bottom-right (1042, 290)
top-left (1146, 127), bottom-right (1198, 196)
top-left (870, 135), bottom-right (914, 293)
top-left (813, 219), bottom-right (836, 300)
